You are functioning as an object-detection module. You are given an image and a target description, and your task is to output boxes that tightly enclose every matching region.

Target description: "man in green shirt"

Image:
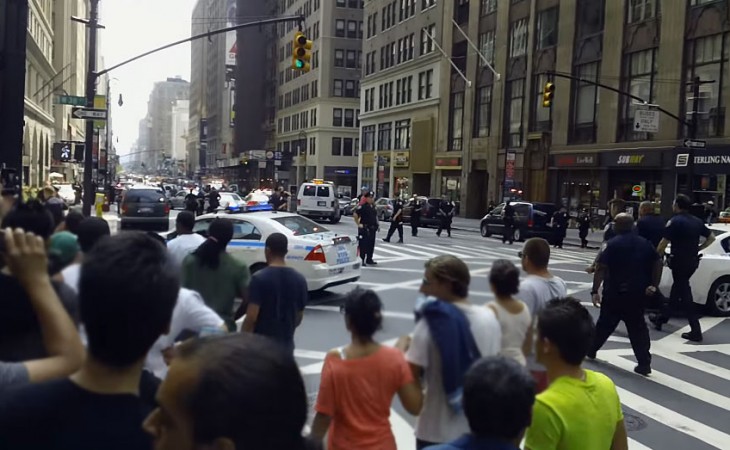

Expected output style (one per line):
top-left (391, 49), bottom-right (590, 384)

top-left (525, 298), bottom-right (628, 450)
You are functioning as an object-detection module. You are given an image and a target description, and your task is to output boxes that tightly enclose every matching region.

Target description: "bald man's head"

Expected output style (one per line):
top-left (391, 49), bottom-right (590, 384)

top-left (614, 213), bottom-right (635, 234)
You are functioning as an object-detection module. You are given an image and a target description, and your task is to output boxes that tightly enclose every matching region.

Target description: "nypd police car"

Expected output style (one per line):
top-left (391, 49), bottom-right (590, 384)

top-left (171, 208), bottom-right (361, 292)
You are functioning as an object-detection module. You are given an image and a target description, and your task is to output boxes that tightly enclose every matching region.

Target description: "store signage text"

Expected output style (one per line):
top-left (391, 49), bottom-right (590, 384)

top-left (617, 155), bottom-right (645, 165)
top-left (695, 155), bottom-right (730, 164)
top-left (555, 154), bottom-right (597, 167)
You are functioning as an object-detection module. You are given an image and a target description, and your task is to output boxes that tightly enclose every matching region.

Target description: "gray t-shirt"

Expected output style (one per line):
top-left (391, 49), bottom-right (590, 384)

top-left (518, 274), bottom-right (568, 372)
top-left (0, 362), bottom-right (29, 390)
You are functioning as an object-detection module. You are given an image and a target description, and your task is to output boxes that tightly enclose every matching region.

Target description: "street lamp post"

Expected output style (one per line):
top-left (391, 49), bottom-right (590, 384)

top-left (296, 130), bottom-right (306, 188)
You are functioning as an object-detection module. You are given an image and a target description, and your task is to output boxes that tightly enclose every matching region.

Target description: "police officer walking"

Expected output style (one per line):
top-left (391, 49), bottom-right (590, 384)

top-left (653, 194), bottom-right (715, 341)
top-left (588, 214), bottom-right (662, 376)
top-left (551, 207), bottom-right (569, 248)
top-left (502, 201), bottom-right (516, 244)
top-left (637, 201), bottom-right (665, 249)
top-left (436, 196), bottom-right (454, 237)
top-left (409, 195), bottom-right (421, 237)
top-left (354, 191), bottom-right (378, 266)
top-left (383, 197), bottom-right (404, 243)
top-left (578, 209), bottom-right (591, 248)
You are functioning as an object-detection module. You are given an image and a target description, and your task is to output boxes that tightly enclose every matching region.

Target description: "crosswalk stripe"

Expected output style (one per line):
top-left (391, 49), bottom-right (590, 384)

top-left (629, 438), bottom-right (653, 450)
top-left (616, 386), bottom-right (730, 448)
top-left (416, 243), bottom-right (477, 259)
top-left (389, 243), bottom-right (442, 258)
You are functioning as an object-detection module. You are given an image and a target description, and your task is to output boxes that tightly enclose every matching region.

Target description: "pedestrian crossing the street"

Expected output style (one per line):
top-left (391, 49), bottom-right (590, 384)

top-left (373, 241), bottom-right (597, 266)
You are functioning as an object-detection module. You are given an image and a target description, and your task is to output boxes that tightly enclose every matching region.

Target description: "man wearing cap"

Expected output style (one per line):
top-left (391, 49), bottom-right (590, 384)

top-left (353, 191), bottom-right (378, 266)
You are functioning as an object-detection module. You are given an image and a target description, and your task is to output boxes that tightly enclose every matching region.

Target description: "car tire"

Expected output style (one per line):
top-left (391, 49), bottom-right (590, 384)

top-left (331, 214), bottom-right (341, 224)
top-left (706, 276), bottom-right (730, 317)
top-left (513, 228), bottom-right (522, 242)
top-left (481, 223), bottom-right (491, 237)
top-left (250, 263), bottom-right (268, 275)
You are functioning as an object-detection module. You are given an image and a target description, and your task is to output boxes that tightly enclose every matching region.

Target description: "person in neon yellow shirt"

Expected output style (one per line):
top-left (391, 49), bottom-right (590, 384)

top-left (525, 298), bottom-right (628, 450)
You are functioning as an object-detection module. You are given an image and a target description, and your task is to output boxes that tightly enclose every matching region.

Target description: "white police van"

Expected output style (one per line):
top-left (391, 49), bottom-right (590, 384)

top-left (296, 179), bottom-right (342, 223)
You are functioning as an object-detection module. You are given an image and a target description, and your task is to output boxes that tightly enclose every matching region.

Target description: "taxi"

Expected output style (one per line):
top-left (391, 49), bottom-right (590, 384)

top-left (659, 224), bottom-right (730, 316)
top-left (171, 209), bottom-right (361, 292)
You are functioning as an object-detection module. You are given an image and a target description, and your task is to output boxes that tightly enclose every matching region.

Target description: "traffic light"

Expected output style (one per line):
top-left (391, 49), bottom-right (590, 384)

top-left (542, 82), bottom-right (555, 108)
top-left (292, 31), bottom-right (313, 72)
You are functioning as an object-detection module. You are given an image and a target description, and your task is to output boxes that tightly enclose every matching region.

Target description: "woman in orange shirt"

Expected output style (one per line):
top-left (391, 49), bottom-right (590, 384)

top-left (310, 289), bottom-right (423, 450)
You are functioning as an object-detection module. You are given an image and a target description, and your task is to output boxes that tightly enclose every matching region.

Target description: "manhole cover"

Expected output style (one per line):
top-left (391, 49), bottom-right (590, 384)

top-left (624, 413), bottom-right (647, 431)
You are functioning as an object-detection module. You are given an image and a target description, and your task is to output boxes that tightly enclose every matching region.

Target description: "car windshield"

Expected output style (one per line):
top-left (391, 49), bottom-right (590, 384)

top-left (273, 216), bottom-right (330, 236)
top-left (222, 193), bottom-right (242, 202)
top-left (125, 189), bottom-right (165, 203)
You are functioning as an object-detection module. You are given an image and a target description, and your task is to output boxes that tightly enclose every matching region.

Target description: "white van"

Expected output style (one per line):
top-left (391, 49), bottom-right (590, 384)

top-left (297, 180), bottom-right (341, 223)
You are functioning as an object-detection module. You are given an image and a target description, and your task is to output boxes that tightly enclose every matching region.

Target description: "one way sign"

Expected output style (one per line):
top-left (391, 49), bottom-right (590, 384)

top-left (72, 107), bottom-right (107, 121)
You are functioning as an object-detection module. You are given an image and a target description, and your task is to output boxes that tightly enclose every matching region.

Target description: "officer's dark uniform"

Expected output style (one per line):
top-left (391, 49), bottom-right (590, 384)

top-left (436, 200), bottom-right (454, 237)
top-left (590, 231), bottom-right (658, 372)
top-left (552, 210), bottom-right (569, 248)
top-left (184, 192), bottom-right (198, 214)
top-left (384, 198), bottom-right (404, 243)
top-left (502, 202), bottom-right (515, 244)
top-left (637, 214), bottom-right (665, 249)
top-left (655, 212), bottom-right (712, 339)
top-left (410, 198), bottom-right (421, 236)
top-left (578, 213), bottom-right (591, 248)
top-left (355, 197), bottom-right (378, 265)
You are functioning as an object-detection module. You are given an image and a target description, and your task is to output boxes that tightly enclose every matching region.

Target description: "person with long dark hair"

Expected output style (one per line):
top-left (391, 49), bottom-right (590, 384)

top-left (311, 289), bottom-right (422, 450)
top-left (182, 219), bottom-right (251, 331)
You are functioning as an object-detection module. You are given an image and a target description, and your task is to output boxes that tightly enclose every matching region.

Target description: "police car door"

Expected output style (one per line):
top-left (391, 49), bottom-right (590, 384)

top-left (228, 220), bottom-right (265, 265)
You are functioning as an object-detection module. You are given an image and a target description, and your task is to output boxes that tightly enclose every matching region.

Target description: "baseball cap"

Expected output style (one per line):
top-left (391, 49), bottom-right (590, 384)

top-left (49, 231), bottom-right (80, 268)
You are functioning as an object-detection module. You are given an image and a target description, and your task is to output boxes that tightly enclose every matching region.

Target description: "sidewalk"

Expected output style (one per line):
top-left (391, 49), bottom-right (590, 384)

top-left (450, 217), bottom-right (603, 249)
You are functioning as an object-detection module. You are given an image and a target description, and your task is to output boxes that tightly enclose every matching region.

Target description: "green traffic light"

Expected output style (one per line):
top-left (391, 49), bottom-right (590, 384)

top-left (295, 60), bottom-right (304, 69)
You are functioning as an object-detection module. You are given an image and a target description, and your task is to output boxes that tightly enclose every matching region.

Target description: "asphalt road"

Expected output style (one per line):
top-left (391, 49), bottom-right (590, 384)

top-left (108, 209), bottom-right (730, 449)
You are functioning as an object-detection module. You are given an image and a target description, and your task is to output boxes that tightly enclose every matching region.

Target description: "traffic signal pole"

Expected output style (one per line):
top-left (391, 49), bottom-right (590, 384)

top-left (0, 0), bottom-right (30, 192)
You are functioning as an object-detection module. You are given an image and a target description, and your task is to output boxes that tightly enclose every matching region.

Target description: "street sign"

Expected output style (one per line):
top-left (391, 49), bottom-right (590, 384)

top-left (72, 107), bottom-right (107, 120)
top-left (683, 139), bottom-right (706, 149)
top-left (56, 95), bottom-right (86, 106)
top-left (633, 109), bottom-right (659, 133)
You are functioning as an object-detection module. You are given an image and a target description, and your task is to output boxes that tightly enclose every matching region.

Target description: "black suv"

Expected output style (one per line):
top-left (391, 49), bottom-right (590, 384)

top-left (120, 187), bottom-right (170, 231)
top-left (479, 202), bottom-right (557, 243)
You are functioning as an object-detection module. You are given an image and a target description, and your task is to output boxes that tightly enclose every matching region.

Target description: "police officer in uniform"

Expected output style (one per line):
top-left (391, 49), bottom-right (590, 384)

top-left (588, 214), bottom-right (661, 376)
top-left (354, 191), bottom-right (378, 266)
top-left (586, 198), bottom-right (626, 273)
top-left (551, 207), bottom-right (569, 248)
top-left (502, 201), bottom-right (516, 244)
top-left (654, 194), bottom-right (715, 341)
top-left (436, 196), bottom-right (454, 237)
top-left (578, 209), bottom-right (592, 248)
top-left (637, 201), bottom-right (665, 249)
top-left (409, 195), bottom-right (421, 237)
top-left (383, 197), bottom-right (404, 243)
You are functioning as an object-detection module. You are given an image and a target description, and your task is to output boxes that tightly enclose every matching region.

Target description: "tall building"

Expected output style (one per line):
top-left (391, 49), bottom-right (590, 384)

top-left (359, 0), bottom-right (444, 198)
top-left (146, 76), bottom-right (190, 170)
top-left (170, 99), bottom-right (190, 172)
top-left (23, 0), bottom-right (56, 186)
top-left (50, 0), bottom-right (88, 183)
top-left (275, 0), bottom-right (364, 196)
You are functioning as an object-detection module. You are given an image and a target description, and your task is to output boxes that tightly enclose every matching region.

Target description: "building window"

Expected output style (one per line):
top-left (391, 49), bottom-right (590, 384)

top-left (333, 108), bottom-right (343, 126)
top-left (362, 125), bottom-right (376, 151)
top-left (577, 0), bottom-right (605, 38)
top-left (334, 49), bottom-right (345, 67)
top-left (345, 109), bottom-right (355, 127)
top-left (422, 0), bottom-right (436, 10)
top-left (346, 50), bottom-right (357, 68)
top-left (394, 119), bottom-right (411, 149)
top-left (685, 34), bottom-right (728, 138)
top-left (347, 20), bottom-right (358, 38)
top-left (336, 0), bottom-right (345, 6)
top-left (343, 138), bottom-right (354, 156)
top-left (334, 79), bottom-right (343, 97)
top-left (312, 80), bottom-right (319, 98)
top-left (418, 70), bottom-right (434, 99)
top-left (312, 108), bottom-right (318, 126)
top-left (619, 49), bottom-right (656, 141)
top-left (473, 86), bottom-right (492, 137)
top-left (335, 20), bottom-right (345, 37)
top-left (628, 0), bottom-right (655, 23)
top-left (345, 80), bottom-right (357, 98)
top-left (309, 137), bottom-right (316, 156)
top-left (478, 31), bottom-right (495, 66)
top-left (504, 79), bottom-right (525, 148)
top-left (448, 92), bottom-right (465, 151)
top-left (364, 87), bottom-right (375, 112)
top-left (420, 24), bottom-right (436, 55)
top-left (377, 122), bottom-right (392, 150)
top-left (332, 137), bottom-right (342, 156)
top-left (480, 0), bottom-right (496, 16)
top-left (570, 62), bottom-right (600, 144)
top-left (510, 18), bottom-right (528, 58)
top-left (536, 8), bottom-right (558, 50)
top-left (530, 73), bottom-right (551, 132)
top-left (691, 0), bottom-right (723, 5)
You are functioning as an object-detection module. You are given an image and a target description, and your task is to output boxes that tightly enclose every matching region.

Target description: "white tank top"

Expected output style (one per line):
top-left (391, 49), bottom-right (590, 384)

top-left (488, 301), bottom-right (532, 366)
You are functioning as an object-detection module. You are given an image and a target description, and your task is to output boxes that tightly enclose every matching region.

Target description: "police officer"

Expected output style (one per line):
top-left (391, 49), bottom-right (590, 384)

top-left (578, 209), bottom-right (592, 248)
top-left (409, 195), bottom-right (421, 237)
top-left (586, 198), bottom-right (626, 273)
top-left (436, 196), bottom-right (454, 237)
top-left (354, 191), bottom-right (378, 266)
top-left (653, 194), bottom-right (715, 341)
top-left (588, 214), bottom-right (662, 376)
top-left (502, 200), bottom-right (515, 244)
top-left (551, 207), bottom-right (569, 248)
top-left (637, 201), bottom-right (665, 249)
top-left (383, 197), bottom-right (404, 243)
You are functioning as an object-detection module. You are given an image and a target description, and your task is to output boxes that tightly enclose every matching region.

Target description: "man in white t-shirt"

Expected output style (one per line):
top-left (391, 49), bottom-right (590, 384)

top-left (397, 256), bottom-right (501, 449)
top-left (518, 238), bottom-right (567, 392)
top-left (60, 217), bottom-right (111, 291)
top-left (167, 211), bottom-right (205, 269)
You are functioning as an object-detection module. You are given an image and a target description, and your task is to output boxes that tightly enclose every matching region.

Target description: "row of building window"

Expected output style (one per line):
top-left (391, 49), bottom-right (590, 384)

top-left (361, 119), bottom-right (412, 152)
top-left (278, 108), bottom-right (318, 134)
top-left (335, 20), bottom-right (363, 39)
top-left (277, 136), bottom-right (317, 158)
top-left (363, 69), bottom-right (433, 113)
top-left (335, 0), bottom-right (364, 9)
top-left (333, 79), bottom-right (360, 98)
top-left (334, 49), bottom-right (362, 69)
top-left (333, 108), bottom-right (361, 128)
top-left (279, 81), bottom-right (319, 110)
top-left (331, 137), bottom-right (360, 157)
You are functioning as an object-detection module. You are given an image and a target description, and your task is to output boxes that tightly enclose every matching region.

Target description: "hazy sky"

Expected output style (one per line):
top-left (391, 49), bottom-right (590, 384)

top-left (99, 0), bottom-right (199, 157)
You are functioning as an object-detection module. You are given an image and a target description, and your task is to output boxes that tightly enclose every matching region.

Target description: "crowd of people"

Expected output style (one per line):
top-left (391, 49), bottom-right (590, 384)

top-left (0, 188), bottom-right (713, 450)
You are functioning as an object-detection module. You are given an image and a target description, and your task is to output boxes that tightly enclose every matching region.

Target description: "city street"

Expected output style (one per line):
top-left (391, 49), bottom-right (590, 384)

top-left (106, 210), bottom-right (730, 450)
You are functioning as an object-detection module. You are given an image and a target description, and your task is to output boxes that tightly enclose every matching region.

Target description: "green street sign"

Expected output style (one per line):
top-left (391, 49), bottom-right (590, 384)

top-left (56, 95), bottom-right (86, 106)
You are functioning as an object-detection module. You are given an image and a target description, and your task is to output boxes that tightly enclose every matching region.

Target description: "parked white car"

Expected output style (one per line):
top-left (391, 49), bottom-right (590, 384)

top-left (168, 211), bottom-right (360, 292)
top-left (55, 184), bottom-right (76, 205)
top-left (659, 224), bottom-right (730, 316)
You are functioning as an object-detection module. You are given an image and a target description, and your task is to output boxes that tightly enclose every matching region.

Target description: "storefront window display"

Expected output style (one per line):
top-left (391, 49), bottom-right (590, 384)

top-left (441, 176), bottom-right (461, 202)
top-left (559, 180), bottom-right (599, 216)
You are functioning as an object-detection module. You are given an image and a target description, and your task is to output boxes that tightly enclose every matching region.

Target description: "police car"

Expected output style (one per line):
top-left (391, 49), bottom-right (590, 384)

top-left (659, 224), bottom-right (730, 316)
top-left (172, 208), bottom-right (361, 292)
